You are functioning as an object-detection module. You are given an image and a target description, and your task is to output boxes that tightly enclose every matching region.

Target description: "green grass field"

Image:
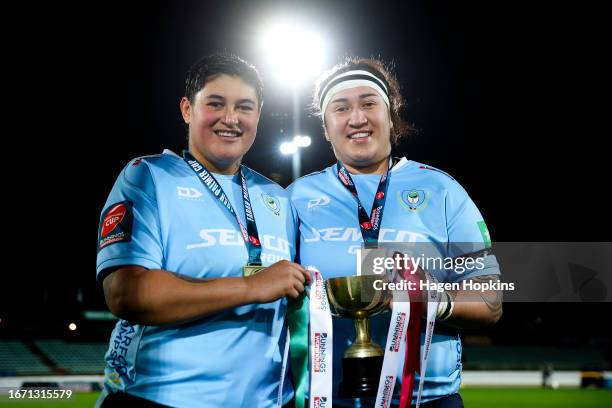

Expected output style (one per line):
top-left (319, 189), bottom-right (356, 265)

top-left (461, 388), bottom-right (612, 408)
top-left (0, 391), bottom-right (98, 407)
top-left (1, 388), bottom-right (611, 407)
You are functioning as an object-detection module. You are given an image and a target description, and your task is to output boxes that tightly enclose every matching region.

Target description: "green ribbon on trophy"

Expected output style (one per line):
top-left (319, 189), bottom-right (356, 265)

top-left (287, 292), bottom-right (309, 408)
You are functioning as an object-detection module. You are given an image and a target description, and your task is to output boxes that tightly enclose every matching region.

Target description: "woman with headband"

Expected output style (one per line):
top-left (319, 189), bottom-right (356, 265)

top-left (288, 58), bottom-right (502, 407)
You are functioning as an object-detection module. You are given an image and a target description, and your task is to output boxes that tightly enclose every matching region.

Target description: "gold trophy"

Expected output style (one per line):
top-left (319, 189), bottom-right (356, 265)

top-left (325, 274), bottom-right (392, 397)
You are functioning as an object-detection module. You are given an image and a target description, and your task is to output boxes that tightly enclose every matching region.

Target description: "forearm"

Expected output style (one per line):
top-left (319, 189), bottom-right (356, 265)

top-left (104, 266), bottom-right (256, 325)
top-left (441, 275), bottom-right (503, 329)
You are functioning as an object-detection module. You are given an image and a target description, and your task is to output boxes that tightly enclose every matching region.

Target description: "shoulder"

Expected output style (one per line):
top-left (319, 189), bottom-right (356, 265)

top-left (398, 159), bottom-right (455, 181)
top-left (411, 162), bottom-right (455, 181)
top-left (402, 161), bottom-right (480, 213)
top-left (119, 152), bottom-right (185, 197)
top-left (286, 165), bottom-right (333, 197)
top-left (117, 155), bottom-right (156, 190)
top-left (397, 159), bottom-right (466, 192)
top-left (124, 151), bottom-right (187, 182)
top-left (245, 166), bottom-right (288, 197)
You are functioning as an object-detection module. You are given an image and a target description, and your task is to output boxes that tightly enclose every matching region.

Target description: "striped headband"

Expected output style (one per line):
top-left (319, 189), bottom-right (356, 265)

top-left (319, 69), bottom-right (390, 117)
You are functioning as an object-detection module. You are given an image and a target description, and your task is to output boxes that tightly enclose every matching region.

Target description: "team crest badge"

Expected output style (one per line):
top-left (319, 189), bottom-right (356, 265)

top-left (261, 193), bottom-right (280, 216)
top-left (398, 189), bottom-right (427, 212)
top-left (106, 371), bottom-right (123, 388)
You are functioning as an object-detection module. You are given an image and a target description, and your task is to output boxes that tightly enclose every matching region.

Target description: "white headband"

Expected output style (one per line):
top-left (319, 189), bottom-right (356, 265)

top-left (319, 70), bottom-right (390, 117)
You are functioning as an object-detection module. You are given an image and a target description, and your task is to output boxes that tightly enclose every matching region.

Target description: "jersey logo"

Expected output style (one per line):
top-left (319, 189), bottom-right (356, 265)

top-left (307, 196), bottom-right (331, 209)
top-left (177, 186), bottom-right (203, 200)
top-left (98, 201), bottom-right (133, 251)
top-left (261, 193), bottom-right (280, 216)
top-left (106, 372), bottom-right (123, 389)
top-left (398, 189), bottom-right (428, 212)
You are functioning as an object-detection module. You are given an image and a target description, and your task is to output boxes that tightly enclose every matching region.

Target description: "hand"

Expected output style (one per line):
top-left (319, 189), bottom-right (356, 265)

top-left (245, 260), bottom-right (312, 303)
top-left (392, 251), bottom-right (428, 303)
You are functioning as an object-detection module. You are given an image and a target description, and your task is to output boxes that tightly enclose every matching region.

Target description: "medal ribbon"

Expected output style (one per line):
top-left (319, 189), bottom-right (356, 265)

top-left (335, 158), bottom-right (396, 248)
top-left (183, 151), bottom-right (262, 265)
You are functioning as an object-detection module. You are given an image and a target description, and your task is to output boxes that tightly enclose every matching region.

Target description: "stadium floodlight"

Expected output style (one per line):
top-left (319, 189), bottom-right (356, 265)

top-left (280, 141), bottom-right (298, 155)
top-left (68, 323), bottom-right (77, 331)
top-left (259, 21), bottom-right (326, 88)
top-left (280, 135), bottom-right (312, 180)
top-left (293, 135), bottom-right (312, 148)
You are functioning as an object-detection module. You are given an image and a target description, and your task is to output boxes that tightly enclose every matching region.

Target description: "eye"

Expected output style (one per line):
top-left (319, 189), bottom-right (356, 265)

top-left (207, 102), bottom-right (223, 108)
top-left (238, 105), bottom-right (254, 111)
top-left (333, 105), bottom-right (348, 113)
top-left (363, 100), bottom-right (376, 108)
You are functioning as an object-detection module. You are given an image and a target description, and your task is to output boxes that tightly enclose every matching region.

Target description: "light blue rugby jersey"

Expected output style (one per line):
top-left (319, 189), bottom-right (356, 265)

top-left (287, 157), bottom-right (500, 405)
top-left (96, 149), bottom-right (296, 408)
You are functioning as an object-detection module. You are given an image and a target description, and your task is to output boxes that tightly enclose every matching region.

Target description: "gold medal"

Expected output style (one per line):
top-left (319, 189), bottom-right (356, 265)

top-left (243, 264), bottom-right (265, 277)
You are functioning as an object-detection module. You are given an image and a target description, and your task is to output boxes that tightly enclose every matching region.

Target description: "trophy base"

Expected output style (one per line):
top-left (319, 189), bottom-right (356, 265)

top-left (338, 355), bottom-right (384, 398)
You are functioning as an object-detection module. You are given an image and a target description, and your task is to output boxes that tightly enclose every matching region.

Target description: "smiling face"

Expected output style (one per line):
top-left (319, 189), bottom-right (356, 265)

top-left (323, 86), bottom-right (392, 174)
top-left (180, 74), bottom-right (260, 174)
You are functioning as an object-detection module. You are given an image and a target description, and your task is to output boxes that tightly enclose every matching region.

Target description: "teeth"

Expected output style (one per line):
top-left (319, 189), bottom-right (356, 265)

top-left (349, 132), bottom-right (370, 139)
top-left (216, 131), bottom-right (240, 137)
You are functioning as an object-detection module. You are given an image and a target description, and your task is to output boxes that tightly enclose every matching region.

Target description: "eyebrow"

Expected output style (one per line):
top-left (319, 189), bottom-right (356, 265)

top-left (329, 93), bottom-right (380, 104)
top-left (205, 95), bottom-right (256, 105)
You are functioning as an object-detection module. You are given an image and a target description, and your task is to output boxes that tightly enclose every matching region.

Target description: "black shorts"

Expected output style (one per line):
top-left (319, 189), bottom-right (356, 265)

top-left (101, 392), bottom-right (296, 408)
top-left (100, 392), bottom-right (170, 407)
top-left (413, 393), bottom-right (464, 408)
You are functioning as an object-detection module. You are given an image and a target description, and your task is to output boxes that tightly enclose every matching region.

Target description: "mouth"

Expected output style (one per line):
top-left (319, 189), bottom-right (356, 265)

top-left (214, 129), bottom-right (242, 138)
top-left (347, 131), bottom-right (372, 140)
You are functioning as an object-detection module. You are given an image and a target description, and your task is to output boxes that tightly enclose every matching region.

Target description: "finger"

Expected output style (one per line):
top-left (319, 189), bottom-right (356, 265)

top-left (292, 268), bottom-right (306, 284)
top-left (294, 280), bottom-right (305, 293)
top-left (288, 289), bottom-right (300, 299)
top-left (300, 268), bottom-right (312, 284)
top-left (293, 262), bottom-right (307, 273)
top-left (272, 259), bottom-right (290, 270)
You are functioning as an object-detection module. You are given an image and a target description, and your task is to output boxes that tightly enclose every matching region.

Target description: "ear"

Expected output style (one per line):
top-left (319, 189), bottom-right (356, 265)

top-left (180, 97), bottom-right (192, 124)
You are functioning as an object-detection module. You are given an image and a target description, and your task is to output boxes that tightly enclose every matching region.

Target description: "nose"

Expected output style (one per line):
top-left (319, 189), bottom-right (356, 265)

top-left (222, 108), bottom-right (239, 127)
top-left (348, 108), bottom-right (367, 128)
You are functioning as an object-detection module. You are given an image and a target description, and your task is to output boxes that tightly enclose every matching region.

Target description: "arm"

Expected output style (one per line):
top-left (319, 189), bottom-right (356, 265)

top-left (439, 274), bottom-right (503, 329)
top-left (440, 175), bottom-right (502, 328)
top-left (103, 260), bottom-right (311, 325)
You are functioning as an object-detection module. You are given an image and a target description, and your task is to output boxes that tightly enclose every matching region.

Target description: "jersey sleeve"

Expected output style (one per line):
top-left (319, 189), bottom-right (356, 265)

top-left (445, 178), bottom-right (500, 281)
top-left (96, 159), bottom-right (164, 282)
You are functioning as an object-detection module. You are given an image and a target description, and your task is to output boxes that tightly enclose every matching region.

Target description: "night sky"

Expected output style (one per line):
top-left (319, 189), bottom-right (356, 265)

top-left (4, 0), bottom-right (608, 340)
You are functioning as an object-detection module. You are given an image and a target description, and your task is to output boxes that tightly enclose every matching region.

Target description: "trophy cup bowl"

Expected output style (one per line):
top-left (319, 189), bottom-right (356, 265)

top-left (325, 274), bottom-right (392, 397)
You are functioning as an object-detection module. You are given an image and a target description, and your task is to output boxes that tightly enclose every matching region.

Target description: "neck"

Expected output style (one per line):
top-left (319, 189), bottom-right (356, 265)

top-left (188, 147), bottom-right (240, 175)
top-left (342, 156), bottom-right (390, 175)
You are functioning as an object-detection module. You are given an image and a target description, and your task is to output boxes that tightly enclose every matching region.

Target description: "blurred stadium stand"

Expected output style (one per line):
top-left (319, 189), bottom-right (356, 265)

top-left (34, 341), bottom-right (106, 374)
top-left (0, 339), bottom-right (107, 376)
top-left (463, 346), bottom-right (607, 371)
top-left (0, 341), bottom-right (53, 376)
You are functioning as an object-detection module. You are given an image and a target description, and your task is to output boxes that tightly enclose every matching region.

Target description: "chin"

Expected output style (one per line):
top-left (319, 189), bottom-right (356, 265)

top-left (349, 153), bottom-right (380, 165)
top-left (216, 152), bottom-right (244, 165)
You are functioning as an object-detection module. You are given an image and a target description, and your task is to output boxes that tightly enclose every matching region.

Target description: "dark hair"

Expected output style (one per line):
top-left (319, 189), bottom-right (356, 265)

top-left (185, 53), bottom-right (264, 109)
top-left (312, 57), bottom-right (413, 145)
